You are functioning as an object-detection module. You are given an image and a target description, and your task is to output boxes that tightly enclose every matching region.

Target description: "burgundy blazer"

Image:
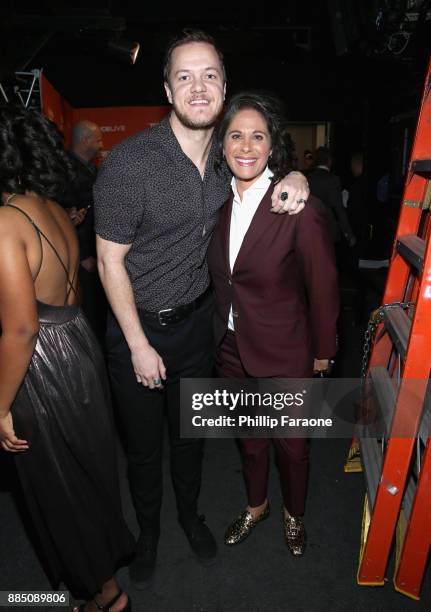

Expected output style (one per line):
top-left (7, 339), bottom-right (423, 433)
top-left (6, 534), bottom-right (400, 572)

top-left (207, 184), bottom-right (339, 377)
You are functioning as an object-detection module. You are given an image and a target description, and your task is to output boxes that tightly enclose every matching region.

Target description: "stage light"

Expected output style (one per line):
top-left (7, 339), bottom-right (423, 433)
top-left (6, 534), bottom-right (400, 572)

top-left (108, 38), bottom-right (140, 64)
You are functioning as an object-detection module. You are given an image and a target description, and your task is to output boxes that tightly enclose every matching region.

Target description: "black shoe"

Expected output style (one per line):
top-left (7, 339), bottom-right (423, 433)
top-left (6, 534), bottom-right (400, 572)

top-left (128, 531), bottom-right (159, 589)
top-left (180, 514), bottom-right (217, 562)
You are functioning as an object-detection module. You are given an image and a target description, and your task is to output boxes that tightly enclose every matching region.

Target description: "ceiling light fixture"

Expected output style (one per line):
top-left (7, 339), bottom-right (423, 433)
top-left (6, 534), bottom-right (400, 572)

top-left (108, 37), bottom-right (140, 65)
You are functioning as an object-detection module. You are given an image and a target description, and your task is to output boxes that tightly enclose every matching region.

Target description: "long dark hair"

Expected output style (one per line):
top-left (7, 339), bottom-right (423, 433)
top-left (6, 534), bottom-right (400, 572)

top-left (215, 92), bottom-right (294, 183)
top-left (0, 105), bottom-right (74, 200)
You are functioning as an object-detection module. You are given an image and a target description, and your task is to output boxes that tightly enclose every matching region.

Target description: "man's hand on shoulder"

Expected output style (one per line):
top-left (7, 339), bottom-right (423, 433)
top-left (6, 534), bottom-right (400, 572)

top-left (271, 171), bottom-right (309, 215)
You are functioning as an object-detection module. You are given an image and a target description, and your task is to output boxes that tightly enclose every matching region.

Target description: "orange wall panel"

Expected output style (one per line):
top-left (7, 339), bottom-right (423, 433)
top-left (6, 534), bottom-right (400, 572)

top-left (72, 106), bottom-right (170, 154)
top-left (41, 75), bottom-right (170, 154)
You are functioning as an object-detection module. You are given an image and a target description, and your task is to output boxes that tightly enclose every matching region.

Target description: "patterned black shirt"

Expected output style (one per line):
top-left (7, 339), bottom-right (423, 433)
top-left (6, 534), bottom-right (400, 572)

top-left (94, 115), bottom-right (231, 310)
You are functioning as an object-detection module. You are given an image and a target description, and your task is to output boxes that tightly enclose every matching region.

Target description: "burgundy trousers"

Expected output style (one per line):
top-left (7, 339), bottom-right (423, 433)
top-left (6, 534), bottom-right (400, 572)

top-left (216, 330), bottom-right (309, 516)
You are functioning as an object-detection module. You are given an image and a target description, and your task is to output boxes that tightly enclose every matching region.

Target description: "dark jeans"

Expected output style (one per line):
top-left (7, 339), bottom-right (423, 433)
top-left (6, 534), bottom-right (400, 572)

top-left (106, 293), bottom-right (214, 533)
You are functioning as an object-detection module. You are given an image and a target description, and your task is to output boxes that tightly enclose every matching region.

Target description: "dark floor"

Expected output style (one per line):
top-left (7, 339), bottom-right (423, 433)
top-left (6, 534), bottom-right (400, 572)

top-left (1, 269), bottom-right (430, 611)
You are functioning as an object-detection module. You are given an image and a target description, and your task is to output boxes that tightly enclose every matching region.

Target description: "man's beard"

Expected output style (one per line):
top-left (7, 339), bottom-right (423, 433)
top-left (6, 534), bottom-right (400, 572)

top-left (172, 101), bottom-right (220, 130)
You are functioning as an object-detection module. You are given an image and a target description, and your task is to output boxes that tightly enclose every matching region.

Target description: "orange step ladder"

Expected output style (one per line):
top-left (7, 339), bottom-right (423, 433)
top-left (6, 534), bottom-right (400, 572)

top-left (356, 56), bottom-right (431, 599)
top-left (393, 383), bottom-right (431, 600)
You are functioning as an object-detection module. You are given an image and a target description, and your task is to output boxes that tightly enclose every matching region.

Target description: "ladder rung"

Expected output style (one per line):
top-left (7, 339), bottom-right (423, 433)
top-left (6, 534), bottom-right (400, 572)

top-left (396, 235), bottom-right (426, 273)
top-left (359, 437), bottom-right (382, 511)
top-left (382, 307), bottom-right (411, 360)
top-left (411, 159), bottom-right (431, 177)
top-left (369, 366), bottom-right (396, 436)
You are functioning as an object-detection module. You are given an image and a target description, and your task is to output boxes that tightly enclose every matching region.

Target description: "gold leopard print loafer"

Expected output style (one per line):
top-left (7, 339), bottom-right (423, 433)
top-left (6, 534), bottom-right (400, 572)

top-left (283, 514), bottom-right (306, 556)
top-left (224, 504), bottom-right (270, 546)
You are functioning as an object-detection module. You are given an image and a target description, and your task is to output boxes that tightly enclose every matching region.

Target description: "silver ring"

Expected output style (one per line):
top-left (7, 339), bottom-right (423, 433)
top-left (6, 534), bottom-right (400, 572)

top-left (153, 378), bottom-right (161, 385)
top-left (296, 198), bottom-right (306, 204)
top-left (280, 191), bottom-right (289, 201)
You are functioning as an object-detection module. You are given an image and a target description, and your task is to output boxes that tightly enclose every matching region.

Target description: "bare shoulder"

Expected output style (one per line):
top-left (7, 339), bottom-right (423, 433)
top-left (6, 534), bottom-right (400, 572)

top-left (0, 194), bottom-right (73, 243)
top-left (44, 199), bottom-right (79, 249)
top-left (21, 194), bottom-right (72, 230)
top-left (0, 194), bottom-right (35, 235)
top-left (46, 197), bottom-right (73, 225)
top-left (0, 205), bottom-right (18, 236)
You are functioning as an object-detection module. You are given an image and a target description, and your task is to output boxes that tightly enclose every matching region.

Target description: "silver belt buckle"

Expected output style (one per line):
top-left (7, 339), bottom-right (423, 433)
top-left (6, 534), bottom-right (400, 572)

top-left (158, 307), bottom-right (173, 326)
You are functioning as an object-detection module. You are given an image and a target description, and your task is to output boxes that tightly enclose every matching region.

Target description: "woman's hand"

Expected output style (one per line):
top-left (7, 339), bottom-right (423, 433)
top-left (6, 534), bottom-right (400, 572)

top-left (313, 358), bottom-right (330, 373)
top-left (0, 412), bottom-right (29, 452)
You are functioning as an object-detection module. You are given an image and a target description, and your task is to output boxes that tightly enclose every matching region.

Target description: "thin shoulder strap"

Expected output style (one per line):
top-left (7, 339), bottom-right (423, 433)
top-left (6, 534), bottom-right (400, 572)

top-left (6, 203), bottom-right (77, 303)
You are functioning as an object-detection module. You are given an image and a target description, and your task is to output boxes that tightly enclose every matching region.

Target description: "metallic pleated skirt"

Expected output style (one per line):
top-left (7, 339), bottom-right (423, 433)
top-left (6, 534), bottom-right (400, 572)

top-left (12, 302), bottom-right (134, 598)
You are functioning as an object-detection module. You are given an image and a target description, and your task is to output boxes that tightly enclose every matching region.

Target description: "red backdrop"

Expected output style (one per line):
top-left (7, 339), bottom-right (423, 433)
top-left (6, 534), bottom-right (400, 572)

top-left (40, 74), bottom-right (170, 153)
top-left (40, 74), bottom-right (74, 142)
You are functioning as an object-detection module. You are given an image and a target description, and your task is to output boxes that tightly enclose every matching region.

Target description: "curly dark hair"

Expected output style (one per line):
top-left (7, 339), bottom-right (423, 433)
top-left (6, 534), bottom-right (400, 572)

top-left (215, 92), bottom-right (294, 183)
top-left (163, 28), bottom-right (226, 84)
top-left (0, 105), bottom-right (74, 201)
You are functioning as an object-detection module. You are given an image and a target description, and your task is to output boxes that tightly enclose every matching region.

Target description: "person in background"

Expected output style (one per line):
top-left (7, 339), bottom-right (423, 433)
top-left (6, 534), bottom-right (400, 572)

top-left (346, 152), bottom-right (366, 251)
top-left (308, 146), bottom-right (356, 250)
top-left (208, 92), bottom-right (338, 556)
top-left (61, 120), bottom-right (107, 343)
top-left (301, 149), bottom-right (314, 174)
top-left (0, 106), bottom-right (133, 612)
top-left (94, 29), bottom-right (310, 588)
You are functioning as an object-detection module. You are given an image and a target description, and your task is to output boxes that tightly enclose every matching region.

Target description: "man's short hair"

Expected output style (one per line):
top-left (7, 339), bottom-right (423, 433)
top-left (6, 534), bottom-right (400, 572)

top-left (163, 28), bottom-right (226, 84)
top-left (315, 146), bottom-right (331, 166)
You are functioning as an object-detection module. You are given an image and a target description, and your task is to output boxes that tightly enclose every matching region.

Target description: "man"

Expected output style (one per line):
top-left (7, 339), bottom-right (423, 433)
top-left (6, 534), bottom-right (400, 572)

top-left (345, 151), bottom-right (367, 324)
top-left (346, 151), bottom-right (366, 247)
top-left (62, 120), bottom-right (106, 341)
top-left (307, 146), bottom-right (356, 247)
top-left (94, 29), bottom-right (309, 588)
top-left (301, 149), bottom-right (314, 175)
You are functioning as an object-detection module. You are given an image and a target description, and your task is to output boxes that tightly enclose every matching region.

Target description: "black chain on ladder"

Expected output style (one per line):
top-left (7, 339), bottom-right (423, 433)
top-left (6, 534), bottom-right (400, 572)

top-left (360, 301), bottom-right (415, 381)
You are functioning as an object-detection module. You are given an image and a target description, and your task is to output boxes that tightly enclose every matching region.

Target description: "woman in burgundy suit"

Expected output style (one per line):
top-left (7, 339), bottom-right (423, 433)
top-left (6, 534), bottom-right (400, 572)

top-left (207, 93), bottom-right (338, 555)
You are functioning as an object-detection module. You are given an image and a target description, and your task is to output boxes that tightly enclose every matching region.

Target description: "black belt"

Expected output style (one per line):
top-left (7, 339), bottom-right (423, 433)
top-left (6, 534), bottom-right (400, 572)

top-left (139, 288), bottom-right (210, 326)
